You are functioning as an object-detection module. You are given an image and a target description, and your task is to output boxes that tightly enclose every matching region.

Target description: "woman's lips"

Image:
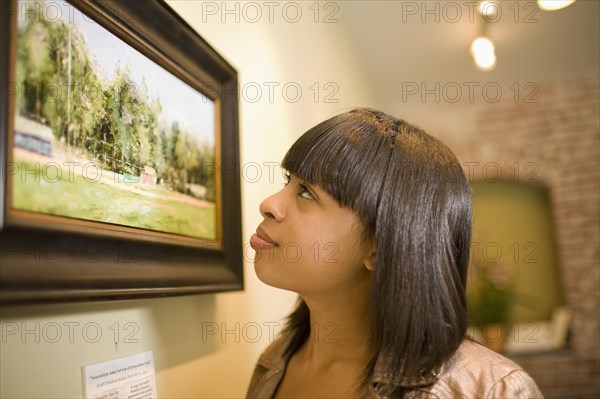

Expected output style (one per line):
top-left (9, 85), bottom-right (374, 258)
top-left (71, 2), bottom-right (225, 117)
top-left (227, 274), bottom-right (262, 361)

top-left (250, 227), bottom-right (278, 250)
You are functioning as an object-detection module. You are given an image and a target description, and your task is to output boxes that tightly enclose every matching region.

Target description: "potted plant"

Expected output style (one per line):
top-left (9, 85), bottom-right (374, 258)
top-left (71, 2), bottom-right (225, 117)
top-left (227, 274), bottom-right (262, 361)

top-left (467, 252), bottom-right (514, 352)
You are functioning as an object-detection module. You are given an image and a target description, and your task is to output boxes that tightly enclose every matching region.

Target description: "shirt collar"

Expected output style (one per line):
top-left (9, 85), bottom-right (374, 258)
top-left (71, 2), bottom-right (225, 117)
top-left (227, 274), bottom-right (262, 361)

top-left (371, 357), bottom-right (443, 388)
top-left (256, 335), bottom-right (292, 372)
top-left (257, 335), bottom-right (450, 390)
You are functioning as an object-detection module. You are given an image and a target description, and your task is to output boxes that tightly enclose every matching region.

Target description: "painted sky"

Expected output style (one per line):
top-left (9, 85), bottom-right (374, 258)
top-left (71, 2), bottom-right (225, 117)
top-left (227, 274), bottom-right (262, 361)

top-left (19, 0), bottom-right (215, 146)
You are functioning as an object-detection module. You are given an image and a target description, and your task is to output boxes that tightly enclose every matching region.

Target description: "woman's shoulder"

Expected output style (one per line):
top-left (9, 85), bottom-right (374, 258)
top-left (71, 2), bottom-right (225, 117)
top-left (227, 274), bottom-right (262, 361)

top-left (428, 339), bottom-right (544, 398)
top-left (255, 334), bottom-right (291, 368)
top-left (246, 335), bottom-right (293, 399)
top-left (452, 339), bottom-right (524, 372)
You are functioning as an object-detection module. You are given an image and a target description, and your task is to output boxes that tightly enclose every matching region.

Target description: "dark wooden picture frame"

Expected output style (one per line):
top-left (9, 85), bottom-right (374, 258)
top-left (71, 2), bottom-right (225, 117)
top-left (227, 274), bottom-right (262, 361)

top-left (0, 0), bottom-right (243, 303)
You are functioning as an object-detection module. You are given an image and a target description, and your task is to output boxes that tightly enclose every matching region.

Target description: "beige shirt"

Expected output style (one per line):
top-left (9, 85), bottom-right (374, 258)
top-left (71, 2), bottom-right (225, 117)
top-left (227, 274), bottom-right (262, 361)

top-left (247, 336), bottom-right (544, 398)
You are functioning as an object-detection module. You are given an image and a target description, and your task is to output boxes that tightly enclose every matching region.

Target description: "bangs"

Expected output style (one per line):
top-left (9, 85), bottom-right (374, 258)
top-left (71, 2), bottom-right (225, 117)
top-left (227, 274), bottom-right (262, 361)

top-left (282, 111), bottom-right (393, 224)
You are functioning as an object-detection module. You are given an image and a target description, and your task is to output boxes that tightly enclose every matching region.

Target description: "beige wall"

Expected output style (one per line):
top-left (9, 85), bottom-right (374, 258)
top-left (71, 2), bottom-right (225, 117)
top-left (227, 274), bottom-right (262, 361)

top-left (0, 3), bottom-right (375, 397)
top-left (386, 75), bottom-right (599, 398)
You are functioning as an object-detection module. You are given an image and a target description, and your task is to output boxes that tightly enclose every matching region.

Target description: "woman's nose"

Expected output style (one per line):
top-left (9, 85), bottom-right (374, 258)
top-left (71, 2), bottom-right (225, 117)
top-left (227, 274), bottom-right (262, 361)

top-left (259, 190), bottom-right (285, 221)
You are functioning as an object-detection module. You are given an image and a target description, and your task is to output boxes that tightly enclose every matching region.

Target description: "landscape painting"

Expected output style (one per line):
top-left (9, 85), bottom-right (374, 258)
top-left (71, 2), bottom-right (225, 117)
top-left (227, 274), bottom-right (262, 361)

top-left (10, 0), bottom-right (218, 241)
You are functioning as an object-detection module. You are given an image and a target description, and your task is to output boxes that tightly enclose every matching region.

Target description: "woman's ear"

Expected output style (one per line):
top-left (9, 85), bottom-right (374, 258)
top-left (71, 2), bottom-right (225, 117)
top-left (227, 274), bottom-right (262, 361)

top-left (364, 242), bottom-right (376, 271)
top-left (364, 256), bottom-right (375, 271)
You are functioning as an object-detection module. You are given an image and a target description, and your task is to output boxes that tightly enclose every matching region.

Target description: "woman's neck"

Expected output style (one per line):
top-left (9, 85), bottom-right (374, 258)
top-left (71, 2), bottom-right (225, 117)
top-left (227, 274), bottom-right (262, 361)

top-left (298, 283), bottom-right (372, 369)
top-left (273, 276), bottom-right (374, 398)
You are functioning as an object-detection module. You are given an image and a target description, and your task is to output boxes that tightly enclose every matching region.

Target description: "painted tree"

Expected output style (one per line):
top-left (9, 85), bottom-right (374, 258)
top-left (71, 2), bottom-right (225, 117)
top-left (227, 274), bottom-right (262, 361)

top-left (15, 1), bottom-right (217, 201)
top-left (16, 12), bottom-right (55, 124)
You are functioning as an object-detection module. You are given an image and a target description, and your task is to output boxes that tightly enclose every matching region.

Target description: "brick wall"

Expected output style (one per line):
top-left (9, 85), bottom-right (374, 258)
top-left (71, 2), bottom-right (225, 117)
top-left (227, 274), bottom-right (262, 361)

top-left (432, 75), bottom-right (599, 399)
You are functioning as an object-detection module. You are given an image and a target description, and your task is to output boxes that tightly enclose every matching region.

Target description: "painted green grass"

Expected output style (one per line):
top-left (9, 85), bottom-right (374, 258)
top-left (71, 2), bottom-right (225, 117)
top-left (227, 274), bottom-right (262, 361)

top-left (12, 159), bottom-right (216, 240)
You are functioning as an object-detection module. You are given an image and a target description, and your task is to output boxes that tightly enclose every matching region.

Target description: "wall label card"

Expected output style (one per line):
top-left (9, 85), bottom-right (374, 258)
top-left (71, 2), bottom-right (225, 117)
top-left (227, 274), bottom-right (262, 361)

top-left (82, 351), bottom-right (157, 398)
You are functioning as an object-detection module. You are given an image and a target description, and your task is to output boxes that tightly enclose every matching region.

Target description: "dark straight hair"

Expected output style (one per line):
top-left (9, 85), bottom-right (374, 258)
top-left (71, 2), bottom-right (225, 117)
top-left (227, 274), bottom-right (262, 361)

top-left (280, 108), bottom-right (472, 391)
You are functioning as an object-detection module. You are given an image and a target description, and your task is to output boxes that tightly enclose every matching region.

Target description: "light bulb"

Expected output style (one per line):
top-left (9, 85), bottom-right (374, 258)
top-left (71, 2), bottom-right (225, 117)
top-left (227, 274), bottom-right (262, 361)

top-left (471, 36), bottom-right (497, 71)
top-left (478, 1), bottom-right (499, 17)
top-left (474, 52), bottom-right (497, 70)
top-left (470, 36), bottom-right (495, 56)
top-left (537, 0), bottom-right (576, 11)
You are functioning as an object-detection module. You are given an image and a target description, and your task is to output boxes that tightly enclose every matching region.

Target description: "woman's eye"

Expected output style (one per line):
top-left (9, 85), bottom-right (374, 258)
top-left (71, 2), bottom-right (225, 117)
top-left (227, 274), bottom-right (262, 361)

top-left (282, 172), bottom-right (313, 200)
top-left (298, 184), bottom-right (313, 200)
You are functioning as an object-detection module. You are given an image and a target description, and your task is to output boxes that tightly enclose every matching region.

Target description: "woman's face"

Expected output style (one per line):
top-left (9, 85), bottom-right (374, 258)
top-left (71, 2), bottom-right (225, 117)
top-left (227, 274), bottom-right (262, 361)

top-left (252, 173), bottom-right (373, 299)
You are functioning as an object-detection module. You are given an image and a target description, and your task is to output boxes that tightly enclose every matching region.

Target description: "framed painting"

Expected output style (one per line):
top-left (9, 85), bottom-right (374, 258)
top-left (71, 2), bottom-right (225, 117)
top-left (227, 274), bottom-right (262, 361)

top-left (0, 0), bottom-right (242, 303)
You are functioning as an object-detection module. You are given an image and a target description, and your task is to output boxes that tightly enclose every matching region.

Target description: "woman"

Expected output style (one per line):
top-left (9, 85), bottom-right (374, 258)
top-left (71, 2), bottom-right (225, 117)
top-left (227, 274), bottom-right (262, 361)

top-left (247, 108), bottom-right (543, 398)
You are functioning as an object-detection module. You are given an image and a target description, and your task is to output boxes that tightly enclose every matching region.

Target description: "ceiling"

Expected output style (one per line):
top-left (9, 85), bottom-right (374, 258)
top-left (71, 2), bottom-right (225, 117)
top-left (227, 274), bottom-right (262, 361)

top-left (338, 0), bottom-right (599, 107)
